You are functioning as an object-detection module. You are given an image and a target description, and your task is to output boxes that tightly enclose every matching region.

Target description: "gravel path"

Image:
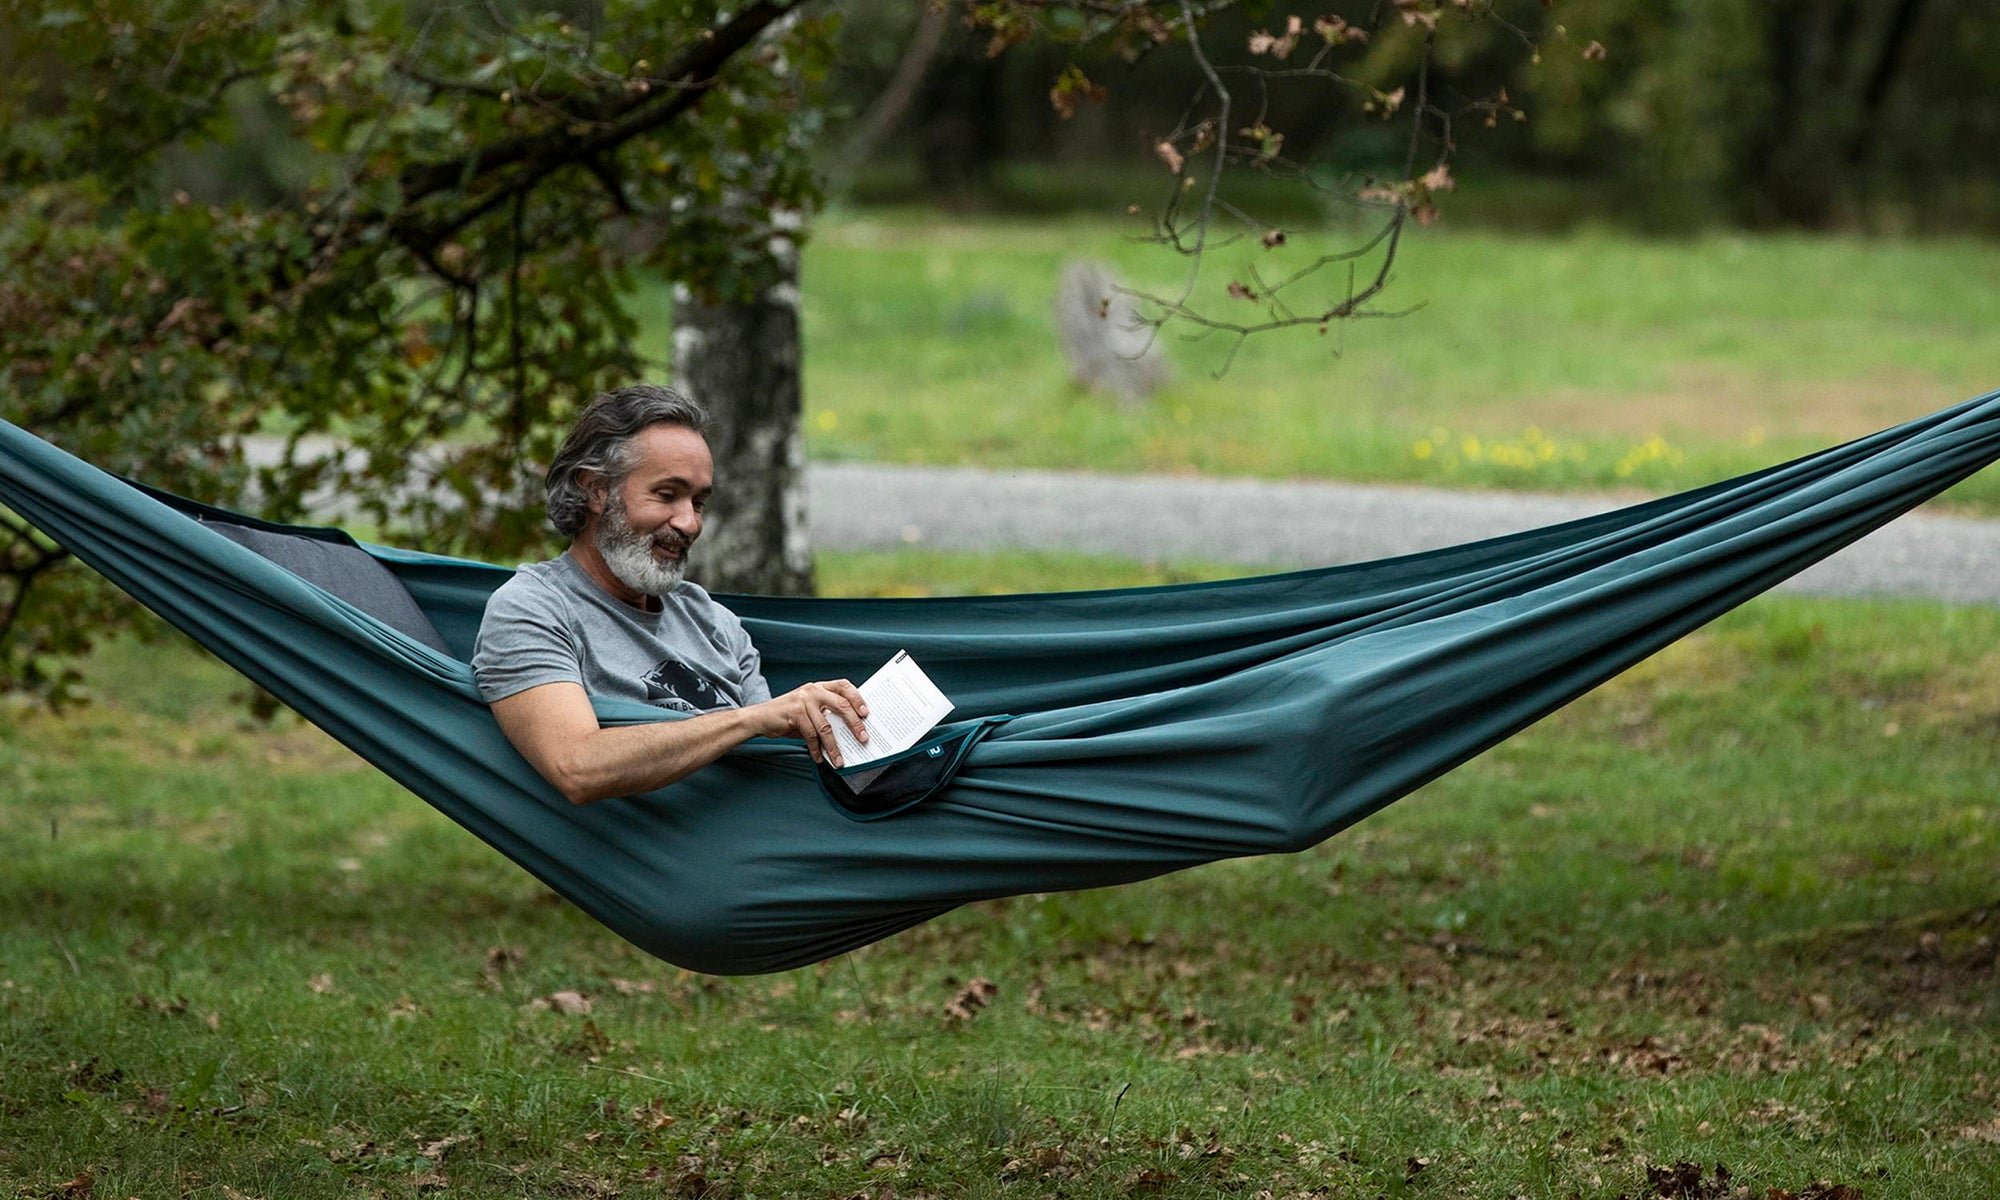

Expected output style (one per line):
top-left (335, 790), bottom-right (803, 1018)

top-left (807, 462), bottom-right (2000, 607)
top-left (239, 438), bottom-right (2000, 605)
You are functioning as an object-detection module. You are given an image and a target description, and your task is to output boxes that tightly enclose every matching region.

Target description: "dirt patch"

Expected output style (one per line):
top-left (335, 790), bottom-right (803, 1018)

top-left (1788, 906), bottom-right (1998, 1022)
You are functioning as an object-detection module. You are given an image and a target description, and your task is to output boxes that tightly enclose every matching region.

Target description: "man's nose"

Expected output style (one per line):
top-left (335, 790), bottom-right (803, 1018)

top-left (668, 503), bottom-right (702, 537)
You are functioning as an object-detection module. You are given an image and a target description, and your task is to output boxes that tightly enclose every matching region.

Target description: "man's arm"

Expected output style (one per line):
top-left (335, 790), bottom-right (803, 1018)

top-left (491, 678), bottom-right (869, 805)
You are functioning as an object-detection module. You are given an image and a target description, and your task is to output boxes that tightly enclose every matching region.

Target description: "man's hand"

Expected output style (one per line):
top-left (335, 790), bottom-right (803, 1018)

top-left (750, 680), bottom-right (870, 766)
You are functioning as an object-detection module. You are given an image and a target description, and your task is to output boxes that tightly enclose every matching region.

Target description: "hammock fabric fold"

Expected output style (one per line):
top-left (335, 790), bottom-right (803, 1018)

top-left (2, 393), bottom-right (1996, 975)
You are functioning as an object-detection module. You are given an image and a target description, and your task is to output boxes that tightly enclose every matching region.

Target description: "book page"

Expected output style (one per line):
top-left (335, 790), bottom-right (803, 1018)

top-left (826, 650), bottom-right (954, 772)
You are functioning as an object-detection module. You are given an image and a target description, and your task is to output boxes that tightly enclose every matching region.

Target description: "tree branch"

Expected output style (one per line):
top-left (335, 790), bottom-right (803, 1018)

top-left (395, 0), bottom-right (806, 210)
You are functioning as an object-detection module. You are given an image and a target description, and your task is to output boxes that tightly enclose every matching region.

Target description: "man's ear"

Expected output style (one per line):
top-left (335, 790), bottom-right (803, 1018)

top-left (580, 469), bottom-right (608, 515)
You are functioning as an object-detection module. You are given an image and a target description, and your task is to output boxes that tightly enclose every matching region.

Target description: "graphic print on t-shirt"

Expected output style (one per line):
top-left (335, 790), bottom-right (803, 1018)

top-left (643, 657), bottom-right (730, 713)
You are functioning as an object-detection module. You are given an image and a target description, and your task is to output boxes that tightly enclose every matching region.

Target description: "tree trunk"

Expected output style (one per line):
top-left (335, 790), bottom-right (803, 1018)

top-left (671, 228), bottom-right (815, 597)
top-left (829, 5), bottom-right (951, 190)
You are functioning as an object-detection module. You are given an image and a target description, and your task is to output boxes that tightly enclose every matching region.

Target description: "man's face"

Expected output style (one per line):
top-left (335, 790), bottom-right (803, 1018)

top-left (589, 423), bottom-right (714, 597)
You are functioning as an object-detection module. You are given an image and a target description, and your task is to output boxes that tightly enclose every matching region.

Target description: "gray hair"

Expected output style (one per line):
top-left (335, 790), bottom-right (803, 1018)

top-left (545, 384), bottom-right (710, 536)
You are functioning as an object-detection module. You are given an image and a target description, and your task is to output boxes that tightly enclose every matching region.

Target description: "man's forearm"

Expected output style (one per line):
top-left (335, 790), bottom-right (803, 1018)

top-left (489, 682), bottom-right (768, 805)
top-left (491, 677), bottom-right (868, 805)
top-left (546, 707), bottom-right (766, 803)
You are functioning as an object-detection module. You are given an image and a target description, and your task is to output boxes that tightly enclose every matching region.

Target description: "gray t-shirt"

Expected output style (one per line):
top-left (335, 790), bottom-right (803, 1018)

top-left (472, 554), bottom-right (772, 714)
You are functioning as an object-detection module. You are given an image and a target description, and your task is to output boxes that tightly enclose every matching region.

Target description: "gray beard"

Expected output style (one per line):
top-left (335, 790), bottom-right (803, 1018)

top-left (594, 495), bottom-right (689, 597)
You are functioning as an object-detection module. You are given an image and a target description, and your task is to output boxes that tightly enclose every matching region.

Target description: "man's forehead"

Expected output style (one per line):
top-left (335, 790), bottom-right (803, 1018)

top-left (626, 423), bottom-right (713, 485)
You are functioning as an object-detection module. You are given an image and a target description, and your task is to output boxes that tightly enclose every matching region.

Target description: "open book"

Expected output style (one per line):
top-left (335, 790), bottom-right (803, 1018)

top-left (825, 651), bottom-right (955, 793)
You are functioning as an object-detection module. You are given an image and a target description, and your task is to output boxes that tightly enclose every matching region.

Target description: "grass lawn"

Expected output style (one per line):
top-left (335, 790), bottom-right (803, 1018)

top-left (2, 550), bottom-right (1996, 1198)
top-left (647, 214), bottom-right (2000, 513)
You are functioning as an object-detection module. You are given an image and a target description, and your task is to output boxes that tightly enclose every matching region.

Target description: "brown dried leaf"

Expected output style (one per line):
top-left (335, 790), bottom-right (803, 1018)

top-left (307, 973), bottom-right (336, 995)
top-left (1247, 28), bottom-right (1297, 59)
top-left (1395, 0), bottom-right (1441, 31)
top-left (943, 976), bottom-right (998, 1022)
top-left (1049, 65), bottom-right (1107, 121)
top-left (1154, 140), bottom-right (1185, 175)
top-left (531, 989), bottom-right (593, 1015)
top-left (1644, 1160), bottom-right (1732, 1198)
top-left (155, 296), bottom-right (208, 335)
top-left (420, 1133), bottom-right (471, 1159)
top-left (1314, 15), bottom-right (1367, 44)
top-left (1959, 1115), bottom-right (2000, 1143)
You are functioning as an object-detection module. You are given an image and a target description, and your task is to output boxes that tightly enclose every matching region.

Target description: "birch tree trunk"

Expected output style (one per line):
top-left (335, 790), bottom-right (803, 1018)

top-left (671, 226), bottom-right (815, 597)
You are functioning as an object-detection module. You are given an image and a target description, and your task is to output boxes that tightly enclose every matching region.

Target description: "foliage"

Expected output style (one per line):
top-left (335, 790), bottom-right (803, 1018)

top-left (0, 0), bottom-right (1560, 702)
top-left (1530, 0), bottom-right (2000, 228)
top-left (0, 0), bottom-right (832, 700)
top-left (3, 582), bottom-right (1997, 1195)
top-left (962, 0), bottom-right (1564, 360)
top-left (836, 1), bottom-right (2000, 232)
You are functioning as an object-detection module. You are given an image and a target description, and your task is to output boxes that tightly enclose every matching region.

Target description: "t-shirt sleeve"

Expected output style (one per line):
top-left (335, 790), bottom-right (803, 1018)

top-left (472, 575), bottom-right (585, 703)
top-left (726, 611), bottom-right (773, 706)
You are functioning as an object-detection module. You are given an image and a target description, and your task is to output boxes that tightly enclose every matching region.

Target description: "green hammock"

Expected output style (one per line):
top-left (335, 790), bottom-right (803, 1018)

top-left (2, 394), bottom-right (1996, 975)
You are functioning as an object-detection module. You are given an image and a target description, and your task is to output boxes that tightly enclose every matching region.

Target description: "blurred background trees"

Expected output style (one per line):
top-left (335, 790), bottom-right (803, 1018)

top-left (3, 0), bottom-right (1998, 702)
top-left (829, 0), bottom-right (2000, 232)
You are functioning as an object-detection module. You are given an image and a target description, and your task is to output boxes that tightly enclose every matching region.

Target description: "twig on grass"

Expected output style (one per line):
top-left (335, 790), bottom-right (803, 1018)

top-left (584, 1064), bottom-right (677, 1087)
top-left (50, 929), bottom-right (81, 978)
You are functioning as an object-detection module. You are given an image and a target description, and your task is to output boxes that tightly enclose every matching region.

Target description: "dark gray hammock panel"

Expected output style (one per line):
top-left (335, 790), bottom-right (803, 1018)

top-left (1, 392), bottom-right (1995, 974)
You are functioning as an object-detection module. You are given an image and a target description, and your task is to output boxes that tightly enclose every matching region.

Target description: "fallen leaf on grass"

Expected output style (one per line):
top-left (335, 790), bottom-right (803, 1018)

top-left (1959, 1115), bottom-right (2000, 1143)
top-left (1644, 1160), bottom-right (1730, 1198)
top-left (307, 973), bottom-right (335, 995)
top-left (530, 989), bottom-right (593, 1015)
top-left (555, 1018), bottom-right (612, 1058)
top-left (942, 977), bottom-right (997, 1023)
top-left (419, 1133), bottom-right (471, 1159)
top-left (481, 945), bottom-right (524, 987)
top-left (50, 1167), bottom-right (94, 1198)
top-left (65, 1059), bottom-right (122, 1091)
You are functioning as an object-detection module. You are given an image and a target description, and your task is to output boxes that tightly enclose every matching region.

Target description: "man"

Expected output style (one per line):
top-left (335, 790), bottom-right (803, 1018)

top-left (473, 384), bottom-right (868, 804)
